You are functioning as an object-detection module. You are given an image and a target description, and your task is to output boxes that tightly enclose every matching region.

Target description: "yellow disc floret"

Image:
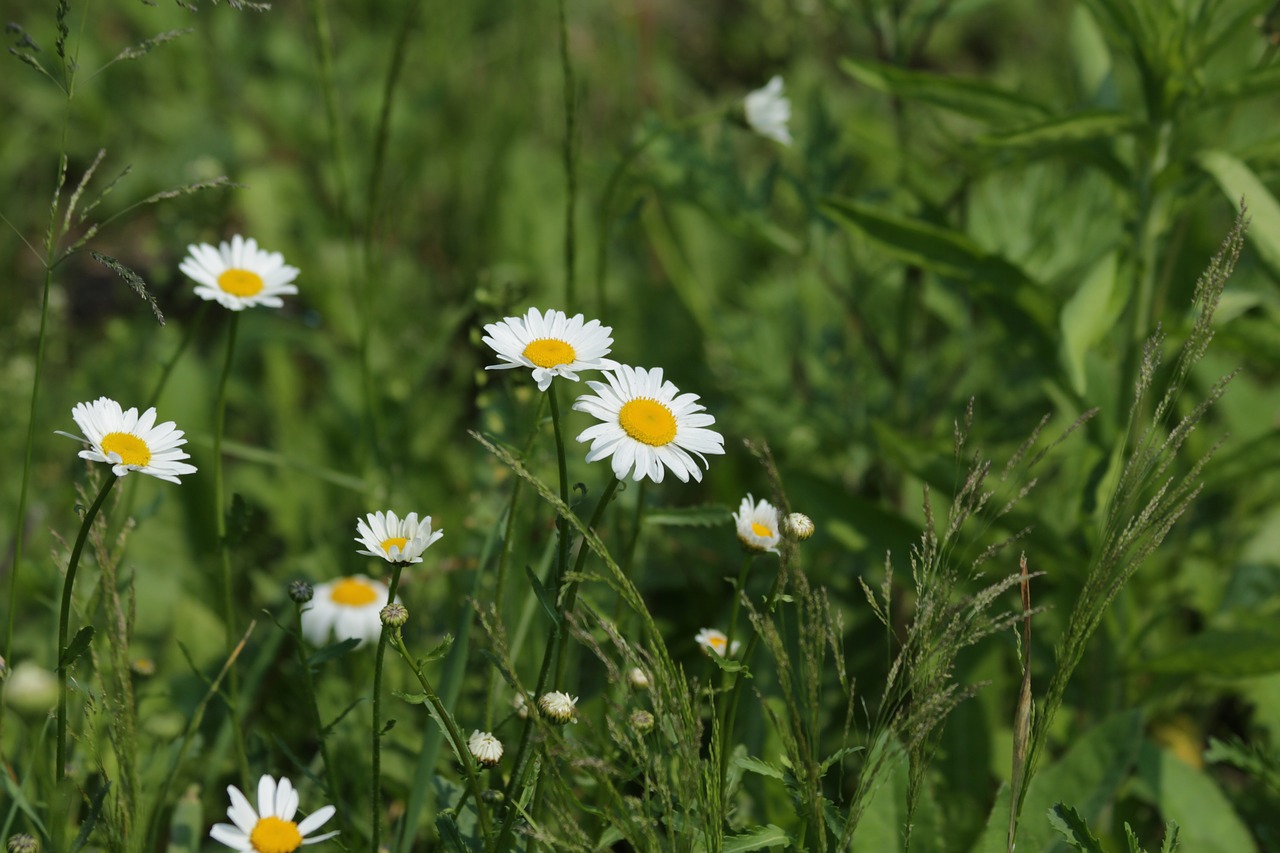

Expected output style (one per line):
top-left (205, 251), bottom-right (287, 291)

top-left (330, 577), bottom-right (379, 606)
top-left (100, 432), bottom-right (152, 467)
top-left (751, 522), bottom-right (772, 538)
top-left (217, 268), bottom-right (266, 297)
top-left (380, 537), bottom-right (409, 556)
top-left (249, 816), bottom-right (303, 853)
top-left (522, 338), bottom-right (576, 368)
top-left (618, 398), bottom-right (677, 447)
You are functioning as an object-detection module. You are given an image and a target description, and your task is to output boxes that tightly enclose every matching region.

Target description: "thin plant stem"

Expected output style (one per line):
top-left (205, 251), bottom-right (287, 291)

top-left (294, 601), bottom-right (348, 841)
top-left (611, 480), bottom-right (647, 626)
top-left (212, 311), bottom-right (251, 788)
top-left (719, 561), bottom-right (784, 785)
top-left (552, 476), bottom-right (621, 685)
top-left (724, 553), bottom-right (754, 656)
top-left (548, 385), bottom-right (571, 591)
top-left (56, 473), bottom-right (118, 781)
top-left (147, 302), bottom-right (209, 409)
top-left (557, 0), bottom-right (577, 307)
top-left (371, 562), bottom-right (406, 852)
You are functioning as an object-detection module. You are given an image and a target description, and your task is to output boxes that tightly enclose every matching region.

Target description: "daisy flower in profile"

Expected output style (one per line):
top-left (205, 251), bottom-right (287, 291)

top-left (301, 575), bottom-right (393, 648)
top-left (210, 773), bottom-right (337, 852)
top-left (179, 234), bottom-right (300, 312)
top-left (482, 307), bottom-right (615, 392)
top-left (63, 397), bottom-right (197, 484)
top-left (744, 76), bottom-right (792, 146)
top-left (573, 365), bottom-right (725, 484)
top-left (734, 493), bottom-right (781, 554)
top-left (695, 628), bottom-right (741, 658)
top-left (468, 730), bottom-right (504, 768)
top-left (355, 511), bottom-right (443, 564)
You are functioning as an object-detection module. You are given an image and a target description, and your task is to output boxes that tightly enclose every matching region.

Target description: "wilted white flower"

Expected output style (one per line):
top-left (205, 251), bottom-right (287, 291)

top-left (694, 628), bottom-right (741, 658)
top-left (209, 774), bottom-right (337, 851)
top-left (538, 691), bottom-right (579, 724)
top-left (180, 234), bottom-right (300, 312)
top-left (468, 730), bottom-right (504, 768)
top-left (744, 76), bottom-right (792, 146)
top-left (483, 307), bottom-right (615, 392)
top-left (301, 575), bottom-right (393, 648)
top-left (63, 397), bottom-right (197, 484)
top-left (734, 493), bottom-right (781, 554)
top-left (355, 511), bottom-right (443, 564)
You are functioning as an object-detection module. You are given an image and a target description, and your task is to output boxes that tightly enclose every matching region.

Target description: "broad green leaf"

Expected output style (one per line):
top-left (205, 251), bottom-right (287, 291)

top-left (1137, 740), bottom-right (1255, 853)
top-left (977, 112), bottom-right (1134, 149)
top-left (1048, 804), bottom-right (1106, 852)
top-left (735, 754), bottom-right (786, 781)
top-left (841, 58), bottom-right (1047, 123)
top-left (59, 625), bottom-right (95, 668)
top-left (1140, 626), bottom-right (1280, 677)
top-left (1197, 151), bottom-right (1280, 280)
top-left (643, 505), bottom-right (734, 527)
top-left (723, 825), bottom-right (792, 852)
top-left (1059, 252), bottom-right (1123, 395)
top-left (526, 564), bottom-right (560, 625)
top-left (853, 753), bottom-right (906, 852)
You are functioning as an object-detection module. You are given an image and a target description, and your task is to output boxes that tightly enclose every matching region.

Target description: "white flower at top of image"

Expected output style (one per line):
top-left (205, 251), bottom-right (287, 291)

top-left (62, 397), bottom-right (197, 484)
top-left (300, 575), bottom-right (394, 648)
top-left (355, 511), bottom-right (443, 564)
top-left (482, 307), bottom-right (615, 392)
top-left (695, 628), bottom-right (741, 658)
top-left (179, 234), bottom-right (300, 312)
top-left (209, 773), bottom-right (338, 852)
top-left (744, 75), bottom-right (792, 146)
top-left (573, 365), bottom-right (725, 484)
top-left (734, 493), bottom-right (781, 554)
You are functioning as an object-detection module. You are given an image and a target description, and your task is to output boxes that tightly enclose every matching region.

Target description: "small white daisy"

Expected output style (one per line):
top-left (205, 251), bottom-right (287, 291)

top-left (573, 365), bottom-right (725, 484)
top-left (300, 575), bottom-right (394, 648)
top-left (744, 76), bottom-right (792, 146)
top-left (468, 730), bottom-right (504, 768)
top-left (482, 307), bottom-right (615, 392)
top-left (734, 493), bottom-right (781, 554)
top-left (538, 691), bottom-right (579, 724)
top-left (354, 511), bottom-right (443, 564)
top-left (209, 774), bottom-right (338, 852)
top-left (62, 397), bottom-right (197, 484)
top-left (695, 628), bottom-right (741, 658)
top-left (179, 234), bottom-right (300, 312)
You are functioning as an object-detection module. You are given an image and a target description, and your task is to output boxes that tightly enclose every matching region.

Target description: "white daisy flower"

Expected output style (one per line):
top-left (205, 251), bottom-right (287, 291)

top-left (179, 234), bottom-right (300, 312)
top-left (468, 730), bottom-right (504, 768)
top-left (482, 307), bottom-right (615, 392)
top-left (573, 365), bottom-right (725, 484)
top-left (209, 774), bottom-right (338, 852)
top-left (734, 493), bottom-right (781, 554)
top-left (300, 575), bottom-right (394, 648)
top-left (695, 628), bottom-right (741, 658)
top-left (538, 691), bottom-right (579, 724)
top-left (354, 511), bottom-right (443, 564)
top-left (744, 76), bottom-right (793, 146)
top-left (63, 397), bottom-right (197, 484)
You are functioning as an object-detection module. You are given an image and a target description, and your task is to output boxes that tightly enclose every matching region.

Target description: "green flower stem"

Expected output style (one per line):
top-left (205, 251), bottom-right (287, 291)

top-left (553, 476), bottom-right (622, 684)
top-left (56, 472), bottom-right (118, 780)
top-left (557, 0), bottom-right (577, 308)
top-left (387, 627), bottom-right (494, 848)
top-left (611, 480), bottom-right (647, 626)
top-left (548, 384), bottom-right (571, 591)
top-left (147, 301), bottom-right (208, 409)
top-left (212, 311), bottom-right (251, 789)
top-left (294, 602), bottom-right (348, 842)
top-left (723, 553), bottom-right (754, 657)
top-left (718, 562), bottom-right (784, 784)
top-left (371, 563), bottom-right (405, 852)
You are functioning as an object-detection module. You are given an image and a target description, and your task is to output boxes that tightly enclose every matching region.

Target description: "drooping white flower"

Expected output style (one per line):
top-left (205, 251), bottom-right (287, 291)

top-left (180, 234), bottom-right (300, 312)
top-left (300, 576), bottom-right (393, 648)
top-left (483, 307), bottom-right (615, 392)
top-left (468, 730), bottom-right (504, 768)
top-left (355, 511), bottom-right (443, 564)
top-left (695, 628), bottom-right (741, 658)
top-left (64, 397), bottom-right (197, 484)
top-left (209, 774), bottom-right (338, 852)
top-left (573, 365), bottom-right (725, 484)
top-left (734, 493), bottom-right (781, 554)
top-left (744, 76), bottom-right (792, 146)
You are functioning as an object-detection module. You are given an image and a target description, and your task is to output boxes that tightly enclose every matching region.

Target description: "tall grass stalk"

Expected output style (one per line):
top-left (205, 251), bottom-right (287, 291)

top-left (292, 597), bottom-right (347, 842)
top-left (370, 563), bottom-right (406, 851)
top-left (556, 0), bottom-right (577, 307)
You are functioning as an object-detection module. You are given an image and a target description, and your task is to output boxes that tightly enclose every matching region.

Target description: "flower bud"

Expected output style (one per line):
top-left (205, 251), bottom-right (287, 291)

top-left (468, 730), bottom-right (504, 768)
top-left (289, 580), bottom-right (314, 604)
top-left (3, 662), bottom-right (58, 717)
top-left (630, 709), bottom-right (655, 734)
top-left (538, 691), bottom-right (579, 724)
top-left (627, 667), bottom-right (650, 690)
top-left (380, 603), bottom-right (409, 627)
top-left (783, 512), bottom-right (815, 541)
top-left (7, 834), bottom-right (38, 853)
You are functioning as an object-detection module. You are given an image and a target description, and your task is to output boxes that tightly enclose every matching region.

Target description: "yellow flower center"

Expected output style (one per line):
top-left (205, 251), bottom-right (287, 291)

top-left (707, 636), bottom-right (727, 653)
top-left (217, 268), bottom-right (266, 297)
top-left (522, 338), bottom-right (576, 369)
top-left (381, 536), bottom-right (409, 556)
top-left (100, 432), bottom-right (152, 467)
top-left (330, 577), bottom-right (379, 606)
top-left (618, 399), bottom-right (677, 447)
top-left (249, 816), bottom-right (302, 853)
top-left (751, 522), bottom-right (773, 538)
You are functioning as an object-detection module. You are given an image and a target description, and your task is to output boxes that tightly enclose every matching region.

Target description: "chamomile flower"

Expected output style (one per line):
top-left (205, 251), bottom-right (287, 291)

top-left (468, 730), bottom-right (504, 768)
top-left (573, 365), bottom-right (725, 483)
top-left (179, 234), bottom-right (300, 312)
top-left (695, 628), bottom-right (741, 658)
top-left (539, 691), bottom-right (579, 724)
top-left (209, 774), bottom-right (337, 852)
top-left (482, 307), bottom-right (615, 392)
top-left (355, 511), bottom-right (443, 564)
top-left (300, 576), bottom-right (393, 648)
top-left (63, 397), bottom-right (197, 484)
top-left (744, 76), bottom-right (792, 146)
top-left (734, 494), bottom-right (781, 554)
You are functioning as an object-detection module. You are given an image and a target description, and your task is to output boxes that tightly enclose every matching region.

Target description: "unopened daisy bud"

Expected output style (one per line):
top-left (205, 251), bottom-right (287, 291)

top-left (380, 602), bottom-right (409, 627)
top-left (627, 667), bottom-right (650, 690)
top-left (784, 512), bottom-right (815, 541)
top-left (289, 579), bottom-right (314, 603)
top-left (3, 662), bottom-right (58, 717)
top-left (482, 789), bottom-right (505, 804)
top-left (0, 656), bottom-right (8, 682)
top-left (538, 691), bottom-right (579, 724)
top-left (630, 709), bottom-right (655, 734)
top-left (513, 692), bottom-right (531, 720)
top-left (7, 834), bottom-right (38, 853)
top-left (468, 730), bottom-right (504, 768)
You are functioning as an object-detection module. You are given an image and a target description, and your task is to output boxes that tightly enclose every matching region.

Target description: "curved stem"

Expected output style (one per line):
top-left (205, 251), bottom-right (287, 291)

top-left (294, 602), bottom-right (348, 841)
top-left (56, 473), bottom-right (118, 780)
top-left (371, 563), bottom-right (406, 851)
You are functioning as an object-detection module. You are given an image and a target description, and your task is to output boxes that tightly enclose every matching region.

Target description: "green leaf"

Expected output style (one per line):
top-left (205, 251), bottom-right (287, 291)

top-left (307, 637), bottom-right (361, 668)
top-left (417, 632), bottom-right (455, 667)
top-left (436, 809), bottom-right (470, 853)
top-left (1197, 151), bottom-right (1280, 281)
top-left (526, 564), bottom-right (560, 625)
top-left (71, 781), bottom-right (111, 852)
top-left (1140, 626), bottom-right (1280, 677)
top-left (1137, 740), bottom-right (1254, 853)
top-left (723, 824), bottom-right (792, 852)
top-left (1048, 804), bottom-right (1106, 852)
top-left (1060, 252), bottom-right (1123, 395)
top-left (977, 111), bottom-right (1134, 149)
top-left (393, 691), bottom-right (430, 705)
top-left (1160, 821), bottom-right (1181, 853)
top-left (735, 754), bottom-right (785, 781)
top-left (165, 785), bottom-right (203, 853)
top-left (705, 652), bottom-right (749, 675)
top-left (643, 504), bottom-right (734, 527)
top-left (59, 625), bottom-right (95, 668)
top-left (840, 58), bottom-right (1047, 123)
